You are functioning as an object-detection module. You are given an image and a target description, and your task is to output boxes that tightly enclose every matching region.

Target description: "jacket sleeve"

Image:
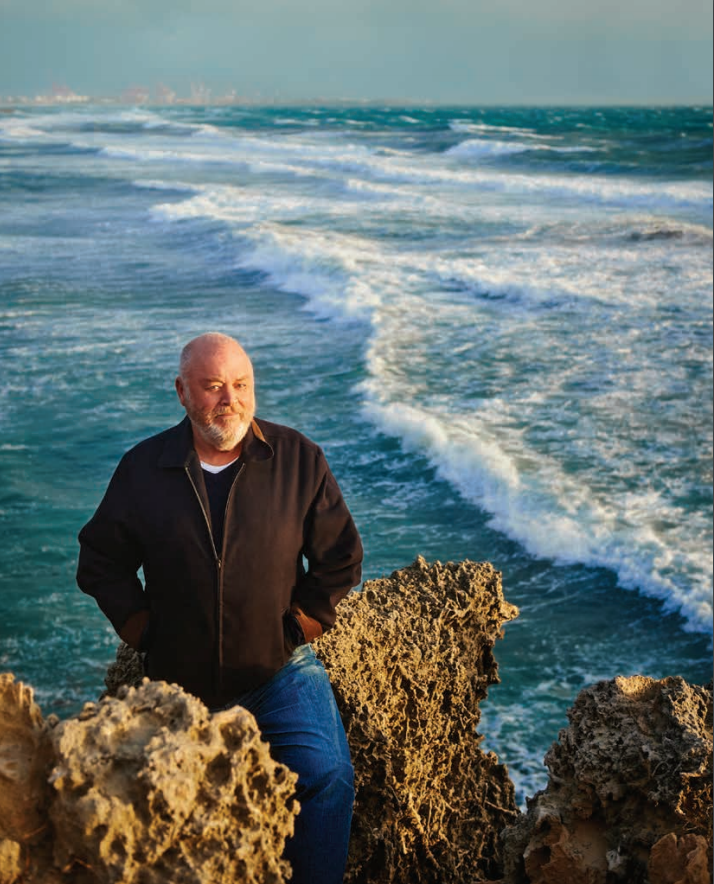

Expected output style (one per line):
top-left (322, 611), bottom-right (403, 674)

top-left (77, 454), bottom-right (148, 636)
top-left (296, 451), bottom-right (363, 634)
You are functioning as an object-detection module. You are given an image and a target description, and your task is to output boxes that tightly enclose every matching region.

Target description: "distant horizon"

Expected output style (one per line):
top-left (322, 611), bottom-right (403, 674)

top-left (2, 91), bottom-right (712, 110)
top-left (1, 0), bottom-right (711, 108)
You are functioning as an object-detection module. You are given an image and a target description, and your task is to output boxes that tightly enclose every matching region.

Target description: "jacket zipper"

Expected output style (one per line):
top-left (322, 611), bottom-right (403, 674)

top-left (185, 463), bottom-right (245, 697)
top-left (218, 464), bottom-right (245, 691)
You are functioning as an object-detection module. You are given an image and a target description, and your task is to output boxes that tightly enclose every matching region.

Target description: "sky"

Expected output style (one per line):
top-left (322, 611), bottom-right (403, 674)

top-left (0, 0), bottom-right (712, 104)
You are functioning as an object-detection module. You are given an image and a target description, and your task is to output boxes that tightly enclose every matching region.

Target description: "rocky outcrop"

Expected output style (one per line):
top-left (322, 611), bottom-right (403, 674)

top-left (0, 675), bottom-right (54, 846)
top-left (501, 676), bottom-right (713, 884)
top-left (2, 561), bottom-right (712, 884)
top-left (0, 674), bottom-right (56, 884)
top-left (316, 556), bottom-right (520, 884)
top-left (0, 678), bottom-right (298, 884)
top-left (104, 556), bottom-right (521, 883)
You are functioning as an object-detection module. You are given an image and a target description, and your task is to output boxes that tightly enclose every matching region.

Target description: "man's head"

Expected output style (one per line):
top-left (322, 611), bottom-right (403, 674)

top-left (176, 333), bottom-right (256, 455)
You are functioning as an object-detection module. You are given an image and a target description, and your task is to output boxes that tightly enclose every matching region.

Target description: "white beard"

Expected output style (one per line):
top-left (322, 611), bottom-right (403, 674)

top-left (197, 414), bottom-right (252, 451)
top-left (182, 388), bottom-right (255, 453)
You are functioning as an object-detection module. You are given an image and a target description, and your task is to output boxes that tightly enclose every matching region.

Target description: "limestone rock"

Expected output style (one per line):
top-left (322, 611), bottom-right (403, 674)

top-left (0, 839), bottom-right (22, 884)
top-left (0, 674), bottom-right (54, 845)
top-left (317, 556), bottom-right (520, 884)
top-left (502, 676), bottom-right (713, 884)
top-left (48, 678), bottom-right (299, 884)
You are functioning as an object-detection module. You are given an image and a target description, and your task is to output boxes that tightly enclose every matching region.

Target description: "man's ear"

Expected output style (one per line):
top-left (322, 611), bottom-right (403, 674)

top-left (175, 376), bottom-right (187, 407)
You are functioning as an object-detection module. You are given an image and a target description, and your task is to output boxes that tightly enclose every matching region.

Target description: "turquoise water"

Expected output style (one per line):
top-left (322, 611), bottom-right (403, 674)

top-left (0, 105), bottom-right (711, 802)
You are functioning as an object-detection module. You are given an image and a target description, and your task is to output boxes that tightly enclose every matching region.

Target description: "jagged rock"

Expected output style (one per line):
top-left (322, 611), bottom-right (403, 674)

top-left (103, 642), bottom-right (144, 699)
top-left (48, 679), bottom-right (299, 884)
top-left (316, 556), bottom-right (520, 884)
top-left (5, 562), bottom-right (714, 884)
top-left (102, 557), bottom-right (520, 881)
top-left (501, 676), bottom-right (714, 884)
top-left (0, 674), bottom-right (54, 845)
top-left (0, 674), bottom-right (299, 884)
top-left (649, 833), bottom-right (712, 884)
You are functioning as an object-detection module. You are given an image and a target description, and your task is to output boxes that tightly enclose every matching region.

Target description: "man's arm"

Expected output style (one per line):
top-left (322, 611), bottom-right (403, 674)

top-left (77, 455), bottom-right (149, 649)
top-left (293, 452), bottom-right (363, 641)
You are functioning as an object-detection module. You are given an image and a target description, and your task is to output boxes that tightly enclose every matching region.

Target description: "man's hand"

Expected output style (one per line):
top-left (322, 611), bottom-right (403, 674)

top-left (283, 605), bottom-right (324, 656)
top-left (290, 605), bottom-right (324, 643)
top-left (119, 609), bottom-right (151, 651)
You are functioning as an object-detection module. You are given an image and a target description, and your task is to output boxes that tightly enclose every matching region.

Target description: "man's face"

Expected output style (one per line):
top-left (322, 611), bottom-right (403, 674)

top-left (176, 342), bottom-right (256, 453)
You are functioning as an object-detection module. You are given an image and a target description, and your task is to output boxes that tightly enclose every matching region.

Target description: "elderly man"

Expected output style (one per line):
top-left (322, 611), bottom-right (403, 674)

top-left (77, 333), bottom-right (363, 884)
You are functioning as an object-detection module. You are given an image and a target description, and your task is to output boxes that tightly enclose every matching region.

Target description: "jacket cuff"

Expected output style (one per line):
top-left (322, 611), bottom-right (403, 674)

top-left (290, 605), bottom-right (324, 643)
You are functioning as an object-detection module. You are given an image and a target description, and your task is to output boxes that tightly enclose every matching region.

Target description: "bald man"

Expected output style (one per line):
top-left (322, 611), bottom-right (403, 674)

top-left (78, 333), bottom-right (363, 884)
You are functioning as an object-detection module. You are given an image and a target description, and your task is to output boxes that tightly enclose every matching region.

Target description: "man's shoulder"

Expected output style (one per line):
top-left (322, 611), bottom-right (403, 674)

top-left (254, 418), bottom-right (323, 457)
top-left (119, 421), bottom-right (187, 467)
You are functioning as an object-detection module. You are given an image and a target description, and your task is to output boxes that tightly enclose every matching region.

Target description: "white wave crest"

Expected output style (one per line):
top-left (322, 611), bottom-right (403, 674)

top-left (449, 120), bottom-right (539, 136)
top-left (446, 139), bottom-right (531, 159)
top-left (132, 179), bottom-right (201, 194)
top-left (360, 395), bottom-right (713, 634)
top-left (0, 120), bottom-right (45, 142)
top-left (233, 225), bottom-right (386, 321)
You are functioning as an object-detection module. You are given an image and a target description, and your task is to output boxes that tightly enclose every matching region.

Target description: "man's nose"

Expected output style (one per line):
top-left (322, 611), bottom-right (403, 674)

top-left (222, 388), bottom-right (240, 407)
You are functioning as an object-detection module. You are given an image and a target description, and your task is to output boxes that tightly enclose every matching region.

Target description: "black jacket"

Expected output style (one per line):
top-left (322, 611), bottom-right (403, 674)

top-left (77, 416), bottom-right (363, 705)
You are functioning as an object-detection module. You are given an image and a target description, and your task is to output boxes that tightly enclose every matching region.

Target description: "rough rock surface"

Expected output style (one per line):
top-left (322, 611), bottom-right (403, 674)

top-left (103, 643), bottom-right (144, 700)
top-left (5, 560), bottom-right (711, 884)
top-left (648, 833), bottom-right (712, 884)
top-left (317, 556), bottom-right (521, 884)
top-left (0, 678), bottom-right (299, 884)
top-left (49, 679), bottom-right (299, 884)
top-left (102, 557), bottom-right (521, 882)
top-left (0, 673), bottom-right (56, 884)
top-left (502, 676), bottom-right (713, 884)
top-left (0, 674), bottom-right (54, 846)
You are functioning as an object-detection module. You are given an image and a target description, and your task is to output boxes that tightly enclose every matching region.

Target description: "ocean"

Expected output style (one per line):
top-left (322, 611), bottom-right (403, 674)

top-left (0, 104), bottom-right (711, 803)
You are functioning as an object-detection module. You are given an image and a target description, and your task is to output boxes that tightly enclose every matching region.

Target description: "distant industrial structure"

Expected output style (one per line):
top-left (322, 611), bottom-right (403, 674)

top-left (0, 82), bottom-right (254, 107)
top-left (2, 84), bottom-right (92, 105)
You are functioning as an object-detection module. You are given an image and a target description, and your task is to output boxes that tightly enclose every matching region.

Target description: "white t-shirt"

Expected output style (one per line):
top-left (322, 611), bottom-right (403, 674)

top-left (200, 456), bottom-right (241, 475)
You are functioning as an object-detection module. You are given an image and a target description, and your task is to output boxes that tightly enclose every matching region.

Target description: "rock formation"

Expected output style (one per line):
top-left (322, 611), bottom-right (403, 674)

top-left (0, 678), bottom-right (298, 884)
top-left (501, 676), bottom-right (713, 884)
top-left (2, 560), bottom-right (712, 884)
top-left (316, 556), bottom-right (521, 884)
top-left (0, 674), bottom-right (56, 884)
top-left (0, 675), bottom-right (54, 846)
top-left (102, 643), bottom-right (144, 700)
top-left (103, 556), bottom-right (522, 883)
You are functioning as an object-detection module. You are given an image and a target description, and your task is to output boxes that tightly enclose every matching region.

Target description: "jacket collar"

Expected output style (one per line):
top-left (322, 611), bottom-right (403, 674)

top-left (158, 416), bottom-right (274, 469)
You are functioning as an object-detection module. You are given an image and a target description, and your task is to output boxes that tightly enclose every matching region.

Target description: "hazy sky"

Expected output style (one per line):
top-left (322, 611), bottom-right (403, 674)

top-left (1, 0), bottom-right (712, 103)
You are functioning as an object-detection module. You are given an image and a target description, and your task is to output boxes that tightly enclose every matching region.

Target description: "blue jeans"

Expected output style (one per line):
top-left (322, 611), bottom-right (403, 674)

top-left (226, 645), bottom-right (354, 884)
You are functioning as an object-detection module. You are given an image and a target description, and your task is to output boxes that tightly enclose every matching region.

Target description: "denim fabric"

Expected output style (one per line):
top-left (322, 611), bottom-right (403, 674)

top-left (224, 644), bottom-right (354, 884)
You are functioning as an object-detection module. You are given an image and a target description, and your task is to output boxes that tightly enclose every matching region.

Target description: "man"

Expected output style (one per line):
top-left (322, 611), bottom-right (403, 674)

top-left (77, 332), bottom-right (363, 884)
